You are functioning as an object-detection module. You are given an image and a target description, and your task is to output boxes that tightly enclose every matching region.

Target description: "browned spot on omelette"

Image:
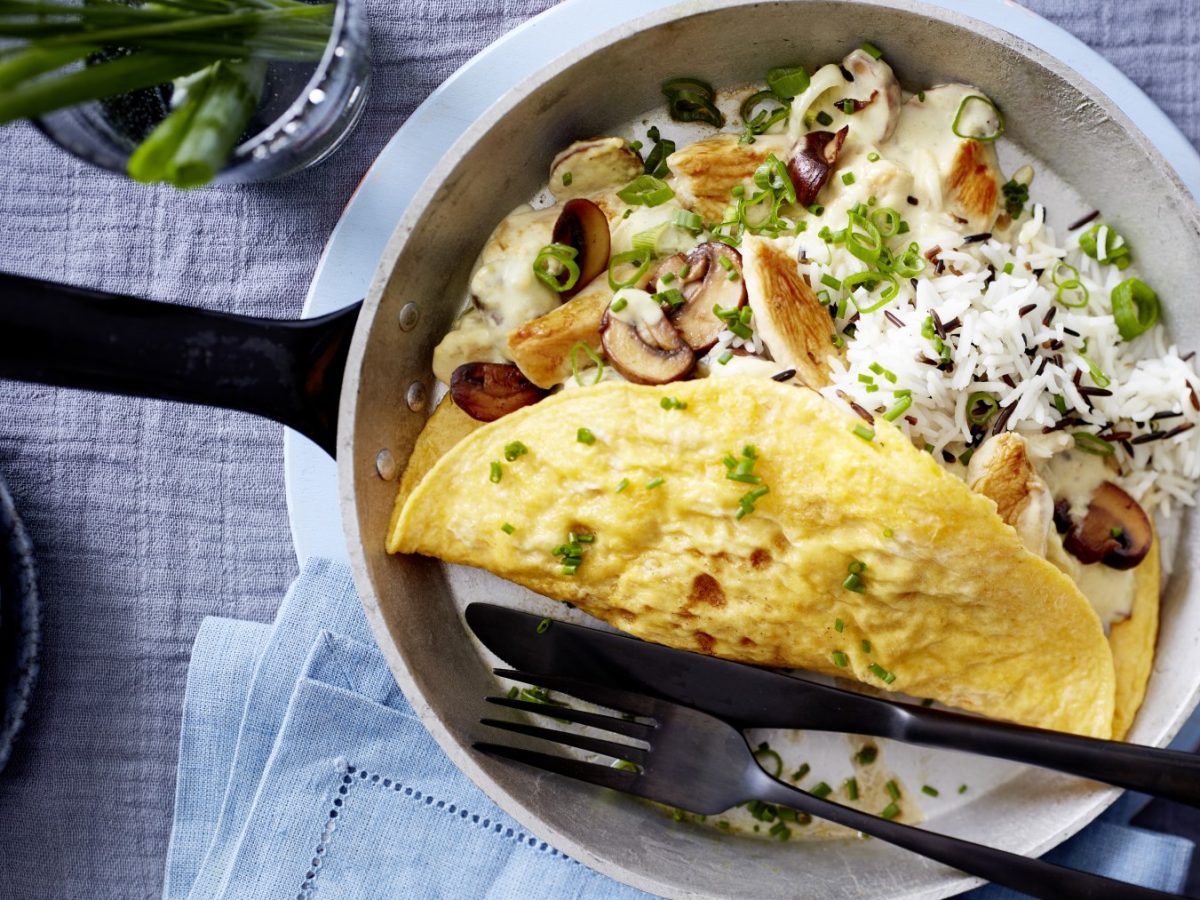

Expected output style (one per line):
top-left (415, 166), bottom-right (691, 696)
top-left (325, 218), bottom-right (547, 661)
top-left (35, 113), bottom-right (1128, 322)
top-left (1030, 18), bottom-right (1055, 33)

top-left (750, 548), bottom-right (772, 569)
top-left (689, 573), bottom-right (726, 607)
top-left (695, 631), bottom-right (716, 654)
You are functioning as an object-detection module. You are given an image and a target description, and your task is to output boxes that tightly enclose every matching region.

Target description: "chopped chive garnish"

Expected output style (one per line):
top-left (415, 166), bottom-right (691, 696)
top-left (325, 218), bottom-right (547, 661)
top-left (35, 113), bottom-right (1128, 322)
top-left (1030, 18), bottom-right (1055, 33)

top-left (852, 424), bottom-right (876, 442)
top-left (1003, 261), bottom-right (1014, 274)
top-left (809, 204), bottom-right (825, 217)
top-left (958, 784), bottom-right (968, 794)
top-left (660, 396), bottom-right (688, 410)
top-left (841, 99), bottom-right (855, 115)
top-left (489, 461), bottom-right (502, 483)
top-left (501, 523), bottom-right (515, 535)
top-left (504, 441), bottom-right (528, 461)
top-left (845, 777), bottom-right (859, 800)
top-left (832, 650), bottom-right (848, 668)
top-left (842, 171), bottom-right (856, 186)
top-left (507, 686), bottom-right (519, 699)
top-left (835, 618), bottom-right (845, 632)
top-left (536, 617), bottom-right (552, 634)
top-left (861, 639), bottom-right (871, 653)
top-left (716, 820), bottom-right (731, 832)
top-left (810, 782), bottom-right (832, 799)
top-left (815, 110), bottom-right (834, 126)
top-left (562, 171), bottom-right (573, 186)
top-left (921, 785), bottom-right (939, 797)
top-left (856, 746), bottom-right (878, 765)
top-left (646, 476), bottom-right (665, 490)
top-left (848, 560), bottom-right (866, 575)
top-left (843, 573), bottom-right (865, 593)
top-left (1111, 526), bottom-right (1125, 539)
top-left (718, 351), bottom-right (733, 365)
top-left (792, 763), bottom-right (811, 781)
top-left (616, 478), bottom-right (630, 493)
top-left (868, 663), bottom-right (890, 681)
top-left (610, 296), bottom-right (628, 313)
top-left (881, 802), bottom-right (901, 820)
top-left (883, 526), bottom-right (894, 537)
top-left (885, 780), bottom-right (901, 801)
top-left (577, 427), bottom-right (596, 445)
top-left (861, 41), bottom-right (883, 59)
top-left (867, 151), bottom-right (880, 162)
top-left (883, 396), bottom-right (912, 421)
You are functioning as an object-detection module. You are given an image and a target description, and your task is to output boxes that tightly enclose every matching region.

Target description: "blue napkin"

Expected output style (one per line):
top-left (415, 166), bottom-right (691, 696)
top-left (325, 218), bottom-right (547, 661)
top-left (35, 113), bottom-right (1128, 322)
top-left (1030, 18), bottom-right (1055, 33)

top-left (164, 559), bottom-right (1193, 898)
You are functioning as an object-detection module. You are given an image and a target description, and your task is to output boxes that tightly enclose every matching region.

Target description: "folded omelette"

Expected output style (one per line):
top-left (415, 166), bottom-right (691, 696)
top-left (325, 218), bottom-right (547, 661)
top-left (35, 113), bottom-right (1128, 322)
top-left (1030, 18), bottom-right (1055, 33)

top-left (389, 377), bottom-right (1126, 738)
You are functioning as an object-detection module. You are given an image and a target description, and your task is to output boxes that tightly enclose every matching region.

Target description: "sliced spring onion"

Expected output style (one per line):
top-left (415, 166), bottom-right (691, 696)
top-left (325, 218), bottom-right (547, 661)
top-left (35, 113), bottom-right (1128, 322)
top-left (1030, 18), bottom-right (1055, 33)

top-left (766, 64), bottom-right (810, 99)
top-left (501, 523), bottom-right (515, 534)
top-left (610, 296), bottom-right (628, 313)
top-left (832, 650), bottom-right (848, 668)
top-left (632, 222), bottom-right (671, 255)
top-left (753, 744), bottom-right (784, 777)
top-left (891, 242), bottom-right (926, 278)
top-left (881, 802), bottom-right (901, 820)
top-left (532, 243), bottom-right (581, 293)
top-left (617, 174), bottom-right (675, 208)
top-left (1055, 279), bottom-right (1089, 309)
top-left (966, 392), bottom-right (999, 425)
top-left (1111, 277), bottom-right (1159, 340)
top-left (1079, 223), bottom-right (1132, 270)
top-left (922, 785), bottom-right (939, 797)
top-left (882, 396), bottom-right (911, 422)
top-left (489, 461), bottom-right (502, 483)
top-left (845, 777), bottom-right (860, 800)
top-left (536, 617), bottom-right (552, 634)
top-left (576, 427), bottom-right (596, 445)
top-left (643, 133), bottom-right (676, 179)
top-left (718, 351), bottom-right (733, 365)
top-left (885, 780), bottom-right (901, 801)
top-left (607, 248), bottom-right (653, 290)
top-left (1051, 260), bottom-right (1080, 287)
top-left (951, 94), bottom-right (1005, 142)
top-left (844, 270), bottom-right (899, 313)
top-left (809, 781), bottom-right (833, 799)
top-left (845, 212), bottom-right (883, 265)
top-left (861, 41), bottom-right (883, 59)
top-left (504, 441), bottom-right (528, 461)
top-left (870, 206), bottom-right (901, 238)
top-left (646, 476), bottom-right (665, 490)
top-left (568, 341), bottom-right (606, 387)
top-left (1078, 352), bottom-right (1111, 388)
top-left (662, 76), bottom-right (724, 127)
top-left (842, 171), bottom-right (856, 186)
top-left (820, 273), bottom-right (842, 291)
top-left (1073, 432), bottom-right (1115, 457)
top-left (815, 110), bottom-right (834, 127)
top-left (561, 172), bottom-right (573, 187)
top-left (671, 208), bottom-right (704, 234)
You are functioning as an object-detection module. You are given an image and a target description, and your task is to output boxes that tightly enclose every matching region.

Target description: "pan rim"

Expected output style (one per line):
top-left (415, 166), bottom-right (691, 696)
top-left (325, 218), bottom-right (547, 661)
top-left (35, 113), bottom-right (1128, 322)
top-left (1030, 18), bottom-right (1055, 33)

top-left (336, 1), bottom-right (1200, 896)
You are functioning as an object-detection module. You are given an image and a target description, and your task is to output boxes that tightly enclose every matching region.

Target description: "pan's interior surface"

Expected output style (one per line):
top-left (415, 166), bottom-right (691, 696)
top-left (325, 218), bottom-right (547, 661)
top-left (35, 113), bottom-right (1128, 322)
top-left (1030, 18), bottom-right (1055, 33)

top-left (340, 1), bottom-right (1200, 896)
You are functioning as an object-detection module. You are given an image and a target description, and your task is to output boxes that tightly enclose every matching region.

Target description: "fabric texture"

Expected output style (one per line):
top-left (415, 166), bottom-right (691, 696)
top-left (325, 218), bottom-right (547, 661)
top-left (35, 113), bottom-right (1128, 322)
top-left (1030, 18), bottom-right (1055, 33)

top-left (0, 1), bottom-right (1198, 897)
top-left (166, 560), bottom-right (1191, 900)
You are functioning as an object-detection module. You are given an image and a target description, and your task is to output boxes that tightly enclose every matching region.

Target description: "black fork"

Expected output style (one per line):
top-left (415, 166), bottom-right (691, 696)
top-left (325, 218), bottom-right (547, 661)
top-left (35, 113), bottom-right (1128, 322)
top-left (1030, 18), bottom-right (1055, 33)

top-left (477, 669), bottom-right (1188, 900)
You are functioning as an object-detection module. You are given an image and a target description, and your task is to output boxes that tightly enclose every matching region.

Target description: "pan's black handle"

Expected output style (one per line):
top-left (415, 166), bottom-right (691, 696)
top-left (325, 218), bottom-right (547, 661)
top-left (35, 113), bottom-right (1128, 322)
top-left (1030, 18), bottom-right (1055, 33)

top-left (0, 272), bottom-right (360, 457)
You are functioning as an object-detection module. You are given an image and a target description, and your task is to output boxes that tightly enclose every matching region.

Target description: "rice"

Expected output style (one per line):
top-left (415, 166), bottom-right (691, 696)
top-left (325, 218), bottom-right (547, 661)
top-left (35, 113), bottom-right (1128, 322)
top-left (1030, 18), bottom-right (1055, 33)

top-left (792, 203), bottom-right (1200, 517)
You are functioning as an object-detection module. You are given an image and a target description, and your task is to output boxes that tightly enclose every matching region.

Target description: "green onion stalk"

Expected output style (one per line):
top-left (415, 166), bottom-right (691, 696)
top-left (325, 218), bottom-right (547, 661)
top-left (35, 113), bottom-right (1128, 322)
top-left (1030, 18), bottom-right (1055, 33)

top-left (0, 0), bottom-right (334, 189)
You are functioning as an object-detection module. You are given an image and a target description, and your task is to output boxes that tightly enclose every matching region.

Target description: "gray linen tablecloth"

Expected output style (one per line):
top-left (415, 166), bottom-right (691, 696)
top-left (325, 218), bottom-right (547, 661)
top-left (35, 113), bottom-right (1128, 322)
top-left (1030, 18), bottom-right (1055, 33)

top-left (0, 2), bottom-right (1196, 897)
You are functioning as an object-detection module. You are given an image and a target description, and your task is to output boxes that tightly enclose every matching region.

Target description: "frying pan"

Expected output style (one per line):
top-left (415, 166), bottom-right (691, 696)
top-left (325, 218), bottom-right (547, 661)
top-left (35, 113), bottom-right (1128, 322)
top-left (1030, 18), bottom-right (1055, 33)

top-left (4, 1), bottom-right (1200, 896)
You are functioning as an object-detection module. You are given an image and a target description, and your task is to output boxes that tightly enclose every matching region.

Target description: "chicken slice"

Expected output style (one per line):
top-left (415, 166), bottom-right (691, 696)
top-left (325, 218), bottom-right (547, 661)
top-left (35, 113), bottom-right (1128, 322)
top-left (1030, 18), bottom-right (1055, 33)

top-left (506, 277), bottom-right (613, 388)
top-left (967, 433), bottom-right (1054, 555)
top-left (741, 235), bottom-right (840, 387)
top-left (667, 134), bottom-right (792, 223)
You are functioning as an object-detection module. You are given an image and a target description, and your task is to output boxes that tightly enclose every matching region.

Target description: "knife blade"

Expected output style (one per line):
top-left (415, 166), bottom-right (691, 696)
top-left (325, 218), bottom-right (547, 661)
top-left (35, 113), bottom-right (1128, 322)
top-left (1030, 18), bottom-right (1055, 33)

top-left (465, 601), bottom-right (908, 733)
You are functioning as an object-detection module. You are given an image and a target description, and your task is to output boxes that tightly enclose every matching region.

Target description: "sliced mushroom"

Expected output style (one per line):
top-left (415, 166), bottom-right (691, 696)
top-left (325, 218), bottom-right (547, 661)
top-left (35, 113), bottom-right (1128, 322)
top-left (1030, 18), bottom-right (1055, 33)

top-left (450, 362), bottom-right (548, 422)
top-left (741, 235), bottom-right (839, 387)
top-left (668, 134), bottom-right (792, 223)
top-left (549, 138), bottom-right (644, 199)
top-left (1057, 481), bottom-right (1152, 570)
top-left (551, 198), bottom-right (611, 299)
top-left (507, 278), bottom-right (612, 388)
top-left (640, 243), bottom-right (746, 353)
top-left (787, 126), bottom-right (849, 208)
top-left (600, 291), bottom-right (695, 385)
top-left (967, 433), bottom-right (1054, 556)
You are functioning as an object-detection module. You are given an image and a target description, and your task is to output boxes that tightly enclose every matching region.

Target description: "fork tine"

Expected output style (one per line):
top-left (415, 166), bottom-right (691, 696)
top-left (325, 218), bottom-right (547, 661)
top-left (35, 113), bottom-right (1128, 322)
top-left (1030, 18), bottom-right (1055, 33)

top-left (494, 668), bottom-right (661, 718)
top-left (481, 718), bottom-right (647, 765)
top-left (485, 696), bottom-right (652, 740)
top-left (475, 742), bottom-right (641, 793)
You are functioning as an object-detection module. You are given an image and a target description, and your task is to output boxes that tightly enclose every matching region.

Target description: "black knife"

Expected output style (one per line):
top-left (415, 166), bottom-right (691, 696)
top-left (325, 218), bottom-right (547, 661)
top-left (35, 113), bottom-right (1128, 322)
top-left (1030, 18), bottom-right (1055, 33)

top-left (465, 602), bottom-right (1200, 807)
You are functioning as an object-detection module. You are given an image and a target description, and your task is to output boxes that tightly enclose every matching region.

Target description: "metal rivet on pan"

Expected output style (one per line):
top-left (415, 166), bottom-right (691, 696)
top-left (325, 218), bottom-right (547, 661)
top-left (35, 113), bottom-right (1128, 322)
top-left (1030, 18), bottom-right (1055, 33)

top-left (398, 303), bottom-right (420, 332)
top-left (406, 381), bottom-right (428, 412)
top-left (375, 449), bottom-right (397, 481)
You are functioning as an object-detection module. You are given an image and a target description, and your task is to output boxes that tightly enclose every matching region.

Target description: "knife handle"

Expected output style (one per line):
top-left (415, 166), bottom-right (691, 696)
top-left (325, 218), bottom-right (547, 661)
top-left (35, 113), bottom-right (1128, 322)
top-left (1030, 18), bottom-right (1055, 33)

top-left (890, 704), bottom-right (1200, 807)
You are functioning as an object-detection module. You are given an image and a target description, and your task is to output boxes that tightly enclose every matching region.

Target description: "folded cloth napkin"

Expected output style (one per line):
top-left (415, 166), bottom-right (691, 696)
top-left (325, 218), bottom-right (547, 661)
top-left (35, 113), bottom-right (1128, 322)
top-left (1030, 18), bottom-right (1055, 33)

top-left (164, 559), bottom-right (1193, 899)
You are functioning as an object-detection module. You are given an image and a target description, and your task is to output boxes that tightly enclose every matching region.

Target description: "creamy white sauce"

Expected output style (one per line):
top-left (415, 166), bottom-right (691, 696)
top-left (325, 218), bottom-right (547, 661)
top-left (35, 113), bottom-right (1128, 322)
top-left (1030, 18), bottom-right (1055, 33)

top-left (609, 288), bottom-right (665, 339)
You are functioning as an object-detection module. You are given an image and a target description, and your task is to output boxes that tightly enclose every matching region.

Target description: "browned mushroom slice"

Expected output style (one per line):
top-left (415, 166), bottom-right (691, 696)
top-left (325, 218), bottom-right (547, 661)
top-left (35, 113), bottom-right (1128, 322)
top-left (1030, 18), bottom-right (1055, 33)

top-left (551, 198), bottom-right (611, 300)
top-left (450, 362), bottom-right (548, 422)
top-left (787, 126), bottom-right (849, 208)
top-left (1058, 481), bottom-right (1153, 571)
top-left (642, 243), bottom-right (746, 353)
top-left (600, 296), bottom-right (695, 385)
top-left (507, 278), bottom-right (612, 389)
top-left (741, 235), bottom-right (839, 387)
